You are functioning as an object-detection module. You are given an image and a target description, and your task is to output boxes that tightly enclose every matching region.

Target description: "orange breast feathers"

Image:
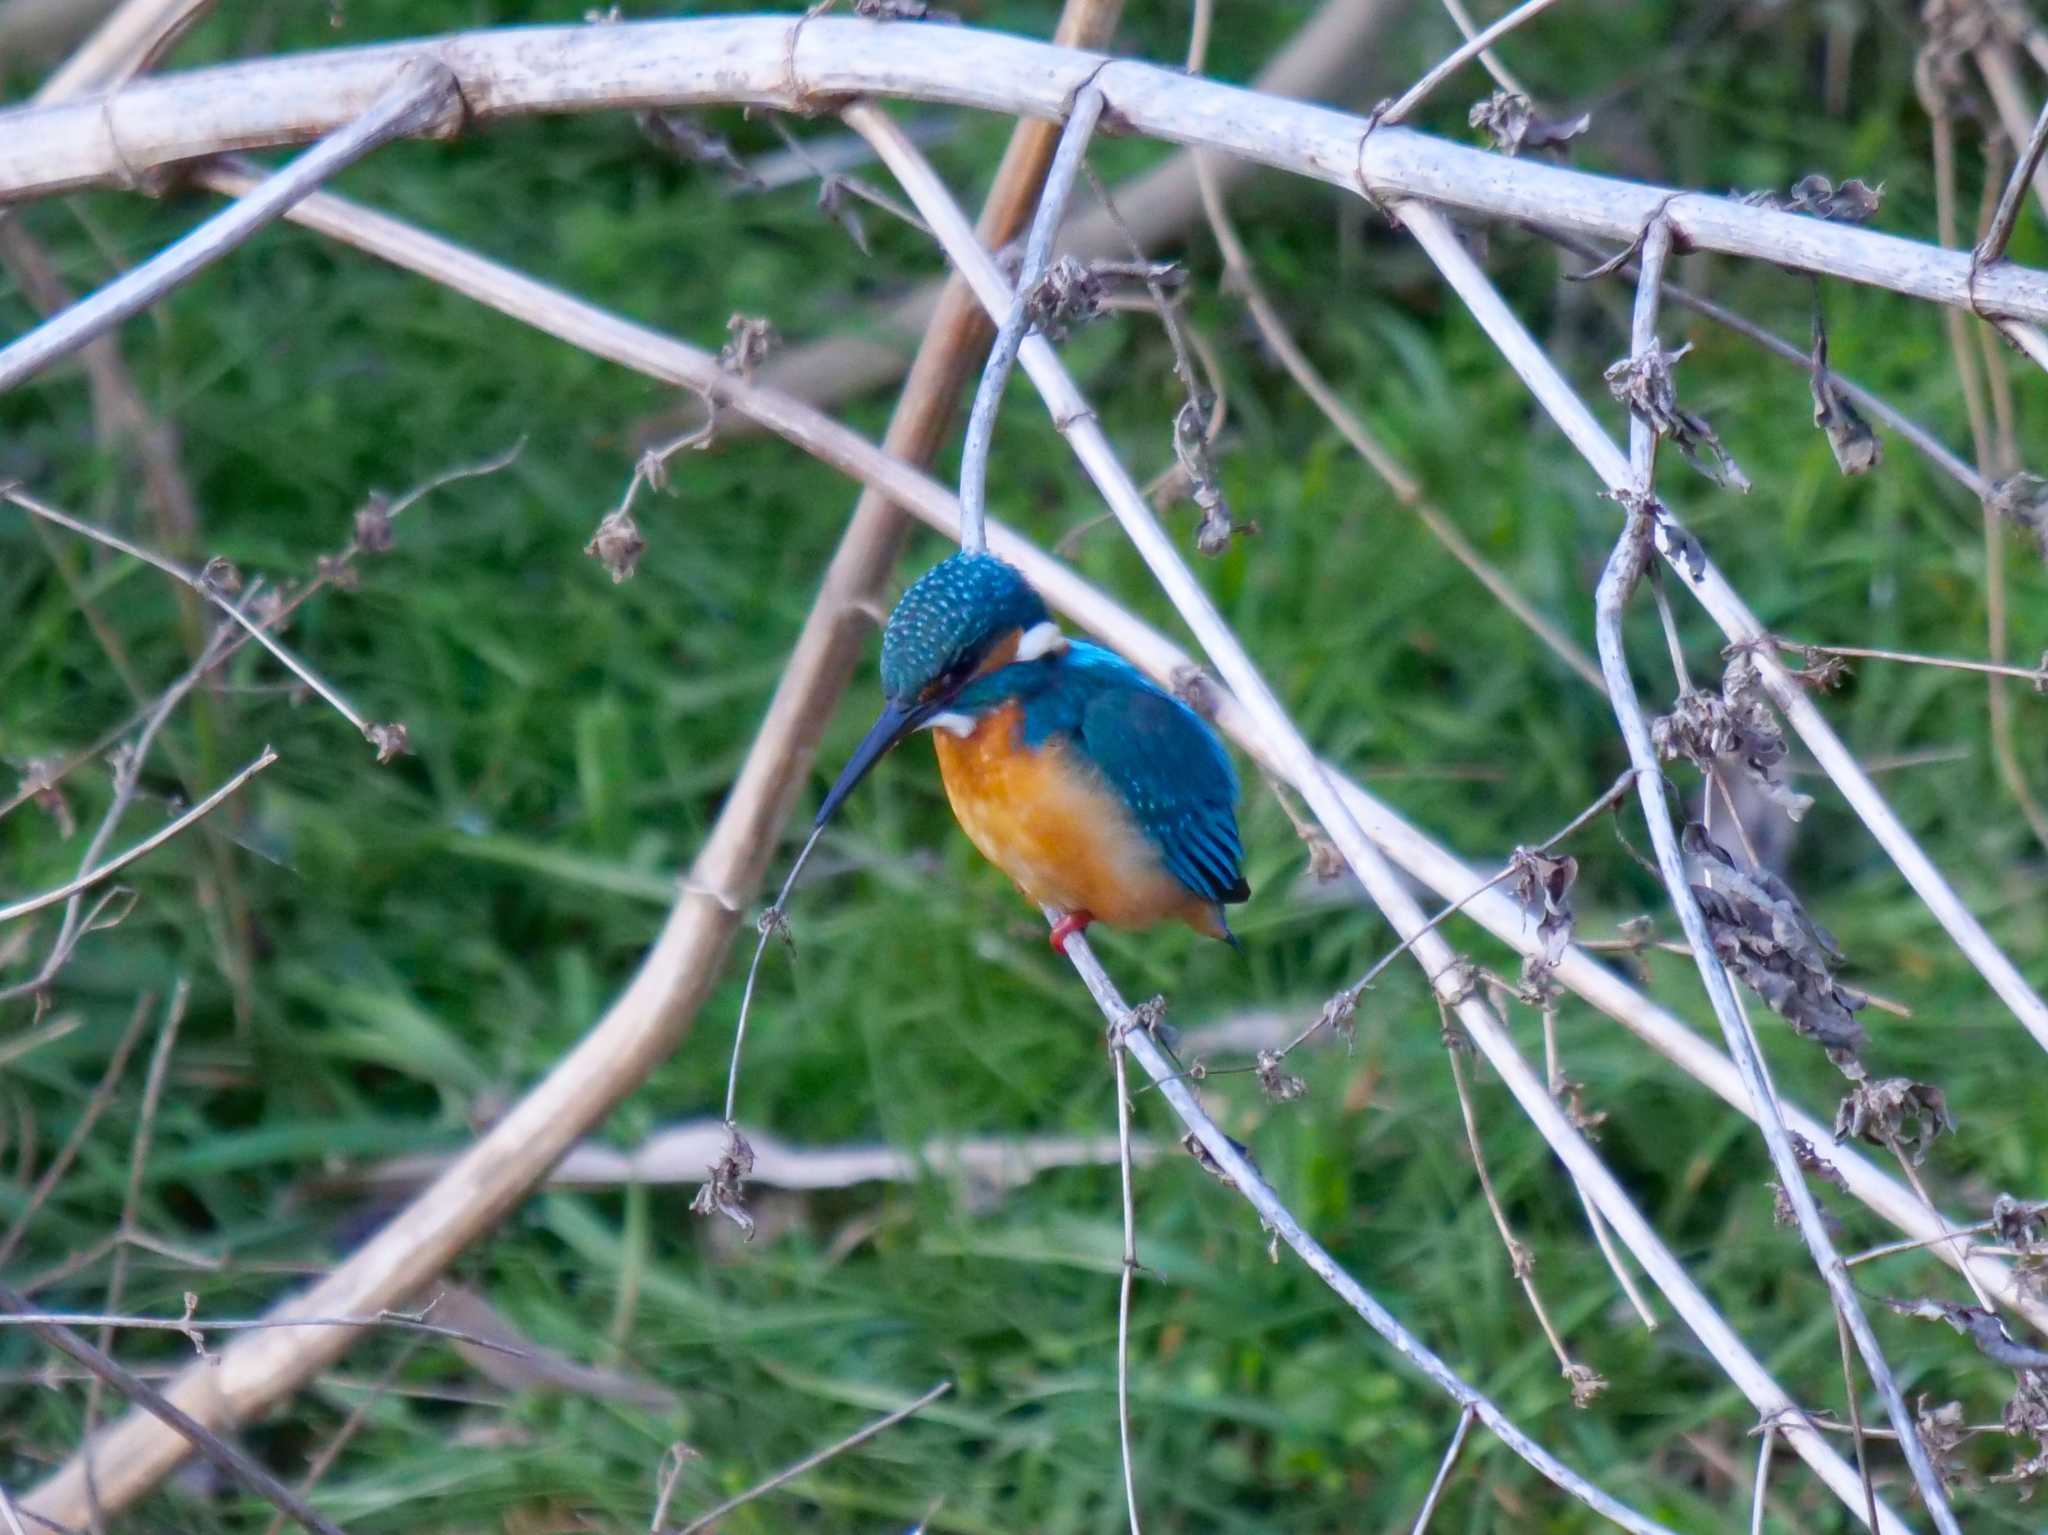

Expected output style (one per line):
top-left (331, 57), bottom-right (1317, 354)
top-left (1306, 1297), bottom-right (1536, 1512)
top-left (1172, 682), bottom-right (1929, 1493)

top-left (931, 701), bottom-right (1224, 936)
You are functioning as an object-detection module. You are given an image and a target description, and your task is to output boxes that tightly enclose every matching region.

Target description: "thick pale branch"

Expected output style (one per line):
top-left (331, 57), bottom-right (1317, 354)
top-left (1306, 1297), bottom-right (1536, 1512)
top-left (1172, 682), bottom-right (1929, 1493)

top-left (1415, 195), bottom-right (1955, 1529)
top-left (2, 18), bottom-right (2047, 323)
top-left (1054, 920), bottom-right (1672, 1534)
top-left (1396, 199), bottom-right (2048, 1057)
top-left (0, 57), bottom-right (459, 395)
top-left (43, 163), bottom-right (2034, 1531)
top-left (850, 107), bottom-right (1908, 1533)
top-left (175, 170), bottom-right (2048, 1344)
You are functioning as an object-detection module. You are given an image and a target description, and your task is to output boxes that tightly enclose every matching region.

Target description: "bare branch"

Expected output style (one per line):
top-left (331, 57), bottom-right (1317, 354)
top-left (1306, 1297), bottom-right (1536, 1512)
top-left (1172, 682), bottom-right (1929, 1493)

top-left (1109, 1020), bottom-right (1143, 1533)
top-left (958, 84), bottom-right (1105, 554)
top-left (1382, 0), bottom-right (1569, 124)
top-left (0, 749), bottom-right (276, 925)
top-left (666, 1381), bottom-right (952, 1535)
top-left (1422, 185), bottom-right (1959, 1527)
top-left (0, 1278), bottom-right (352, 1535)
top-left (3, 486), bottom-right (383, 746)
top-left (1410, 1405), bottom-right (1476, 1535)
top-left (852, 110), bottom-right (1914, 1530)
top-left (1397, 198), bottom-right (2048, 1060)
top-left (5, 20), bottom-right (2048, 322)
top-left (0, 57), bottom-right (460, 395)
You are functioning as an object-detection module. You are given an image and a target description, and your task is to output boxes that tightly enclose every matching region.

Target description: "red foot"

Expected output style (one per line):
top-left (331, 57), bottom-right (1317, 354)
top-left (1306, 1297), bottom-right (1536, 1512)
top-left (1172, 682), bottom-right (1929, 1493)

top-left (1049, 911), bottom-right (1096, 955)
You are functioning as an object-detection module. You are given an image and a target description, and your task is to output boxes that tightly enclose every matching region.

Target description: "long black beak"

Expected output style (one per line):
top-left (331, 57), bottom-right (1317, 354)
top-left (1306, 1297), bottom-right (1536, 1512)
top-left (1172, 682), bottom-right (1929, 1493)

top-left (815, 695), bottom-right (932, 828)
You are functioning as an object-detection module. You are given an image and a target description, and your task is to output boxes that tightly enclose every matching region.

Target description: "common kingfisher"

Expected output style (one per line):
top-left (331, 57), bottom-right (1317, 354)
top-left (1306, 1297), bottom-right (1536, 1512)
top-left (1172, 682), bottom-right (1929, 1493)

top-left (816, 552), bottom-right (1250, 951)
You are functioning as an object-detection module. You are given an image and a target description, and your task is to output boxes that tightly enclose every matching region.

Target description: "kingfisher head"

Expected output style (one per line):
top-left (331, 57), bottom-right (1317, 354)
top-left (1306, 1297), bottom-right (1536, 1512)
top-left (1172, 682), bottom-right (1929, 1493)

top-left (816, 552), bottom-right (1061, 826)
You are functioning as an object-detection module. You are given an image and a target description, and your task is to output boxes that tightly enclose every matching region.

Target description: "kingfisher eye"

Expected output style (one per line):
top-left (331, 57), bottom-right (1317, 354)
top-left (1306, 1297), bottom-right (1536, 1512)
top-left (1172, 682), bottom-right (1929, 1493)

top-left (920, 654), bottom-right (979, 702)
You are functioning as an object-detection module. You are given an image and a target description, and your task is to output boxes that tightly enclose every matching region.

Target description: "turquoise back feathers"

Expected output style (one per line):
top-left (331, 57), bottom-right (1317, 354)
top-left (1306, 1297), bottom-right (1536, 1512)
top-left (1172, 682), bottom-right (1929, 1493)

top-left (955, 641), bottom-right (1250, 907)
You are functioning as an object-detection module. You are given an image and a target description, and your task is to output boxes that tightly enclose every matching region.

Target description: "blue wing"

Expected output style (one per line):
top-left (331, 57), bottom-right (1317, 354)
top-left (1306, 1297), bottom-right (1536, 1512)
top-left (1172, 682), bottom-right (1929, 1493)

top-left (957, 641), bottom-right (1250, 906)
top-left (1066, 646), bottom-right (1249, 906)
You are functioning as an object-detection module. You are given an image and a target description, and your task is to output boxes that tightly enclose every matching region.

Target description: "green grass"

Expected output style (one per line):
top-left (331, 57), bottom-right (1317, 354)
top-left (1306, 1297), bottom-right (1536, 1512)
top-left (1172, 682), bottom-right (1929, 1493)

top-left (3, 0), bottom-right (2047, 1530)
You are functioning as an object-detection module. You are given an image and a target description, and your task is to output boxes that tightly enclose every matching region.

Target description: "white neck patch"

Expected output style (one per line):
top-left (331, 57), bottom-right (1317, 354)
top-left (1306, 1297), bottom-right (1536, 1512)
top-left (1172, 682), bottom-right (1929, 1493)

top-left (923, 710), bottom-right (977, 738)
top-left (1014, 620), bottom-right (1067, 663)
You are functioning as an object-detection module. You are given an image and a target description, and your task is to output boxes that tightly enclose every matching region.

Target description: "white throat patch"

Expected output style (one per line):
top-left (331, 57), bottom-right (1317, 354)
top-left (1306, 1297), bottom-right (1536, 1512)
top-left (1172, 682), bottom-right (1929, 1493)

top-left (1014, 620), bottom-right (1068, 663)
top-left (923, 710), bottom-right (977, 737)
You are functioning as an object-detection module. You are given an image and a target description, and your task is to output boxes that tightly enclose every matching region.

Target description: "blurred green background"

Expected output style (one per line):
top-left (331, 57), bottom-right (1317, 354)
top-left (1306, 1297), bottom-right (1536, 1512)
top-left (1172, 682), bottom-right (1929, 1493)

top-left (3, 0), bottom-right (2046, 1529)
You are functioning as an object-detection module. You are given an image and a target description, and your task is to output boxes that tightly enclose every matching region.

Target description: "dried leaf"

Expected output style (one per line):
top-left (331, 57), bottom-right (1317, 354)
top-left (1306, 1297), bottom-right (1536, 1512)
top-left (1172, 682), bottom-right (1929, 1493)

top-left (1809, 318), bottom-right (1882, 475)
top-left (690, 1124), bottom-right (757, 1238)
top-left (816, 177), bottom-right (870, 255)
top-left (354, 492), bottom-right (395, 552)
top-left (1254, 1048), bottom-right (1307, 1104)
top-left (364, 721), bottom-right (411, 764)
top-left (1916, 1396), bottom-right (1975, 1496)
top-left (1181, 1130), bottom-right (1241, 1190)
top-left (584, 507), bottom-right (646, 584)
top-left (1836, 1078), bottom-right (1953, 1163)
top-left (1738, 173), bottom-right (1883, 223)
top-left (636, 110), bottom-right (765, 189)
top-left (1652, 652), bottom-right (1814, 821)
top-left (1989, 473), bottom-right (2048, 563)
top-left (1887, 1296), bottom-right (2048, 1370)
top-left (1992, 1193), bottom-right (2048, 1250)
top-left (18, 758), bottom-right (75, 840)
top-left (1686, 825), bottom-right (1866, 1061)
top-left (200, 556), bottom-right (243, 597)
top-left (1603, 341), bottom-right (1751, 492)
top-left (1510, 848), bottom-right (1578, 977)
top-left (1788, 1131), bottom-right (1849, 1189)
top-left (1565, 1362), bottom-right (1608, 1408)
top-left (719, 314), bottom-right (779, 381)
top-left (1468, 90), bottom-right (1590, 156)
top-left (1173, 395), bottom-right (1238, 556)
top-left (1024, 255), bottom-right (1107, 340)
top-left (1316, 986), bottom-right (1360, 1050)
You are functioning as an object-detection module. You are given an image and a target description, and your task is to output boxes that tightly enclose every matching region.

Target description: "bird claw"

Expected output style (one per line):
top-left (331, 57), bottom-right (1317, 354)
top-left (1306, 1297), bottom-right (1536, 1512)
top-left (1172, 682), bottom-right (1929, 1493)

top-left (1049, 911), bottom-right (1095, 955)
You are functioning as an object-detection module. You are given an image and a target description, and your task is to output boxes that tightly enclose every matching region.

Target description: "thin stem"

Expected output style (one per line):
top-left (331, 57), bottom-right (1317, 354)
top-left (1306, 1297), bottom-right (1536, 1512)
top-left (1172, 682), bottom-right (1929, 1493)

top-left (1410, 1404), bottom-right (1477, 1535)
top-left (1191, 147), bottom-right (1603, 689)
top-left (1834, 1303), bottom-right (1881, 1535)
top-left (1382, 0), bottom-right (1568, 124)
top-left (1110, 1024), bottom-right (1143, 1535)
top-left (668, 1381), bottom-right (952, 1535)
top-left (1977, 93), bottom-right (2048, 267)
top-left (1297, 767), bottom-right (1636, 1053)
top-left (856, 109), bottom-right (1918, 1532)
top-left (1545, 228), bottom-right (1985, 498)
top-left (1051, 914), bottom-right (1673, 1535)
top-left (1402, 194), bottom-right (2048, 1061)
top-left (0, 58), bottom-right (457, 395)
top-left (1445, 1030), bottom-right (1588, 1386)
top-left (1589, 487), bottom-right (1956, 1532)
top-left (0, 1307), bottom-right (535, 1359)
top-left (1436, 0), bottom-right (1529, 98)
top-left (0, 995), bottom-right (155, 1265)
top-left (0, 1279), bottom-right (352, 1535)
top-left (5, 486), bottom-right (375, 740)
top-left (1749, 1428), bottom-right (1775, 1535)
top-left (1786, 642), bottom-right (2047, 685)
top-left (1626, 216), bottom-right (1674, 489)
top-left (720, 821), bottom-right (826, 1126)
top-left (1845, 1222), bottom-right (1996, 1268)
top-left (1880, 1133), bottom-right (1996, 1311)
top-left (957, 83), bottom-right (1105, 553)
top-left (0, 749), bottom-right (277, 925)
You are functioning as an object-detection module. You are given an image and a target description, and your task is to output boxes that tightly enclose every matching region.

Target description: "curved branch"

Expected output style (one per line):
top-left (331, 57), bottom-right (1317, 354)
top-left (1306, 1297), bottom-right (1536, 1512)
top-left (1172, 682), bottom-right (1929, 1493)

top-left (0, 16), bottom-right (2046, 323)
